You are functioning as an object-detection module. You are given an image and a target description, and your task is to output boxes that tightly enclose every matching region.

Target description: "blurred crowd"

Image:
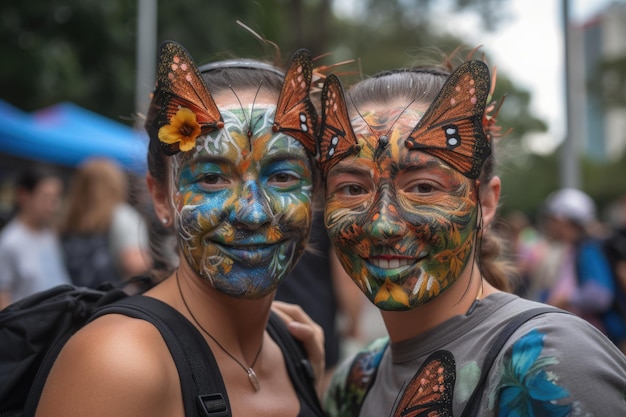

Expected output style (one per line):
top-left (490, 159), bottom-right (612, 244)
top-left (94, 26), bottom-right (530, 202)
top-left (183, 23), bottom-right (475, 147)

top-left (0, 159), bottom-right (153, 309)
top-left (1, 159), bottom-right (625, 358)
top-left (500, 188), bottom-right (626, 353)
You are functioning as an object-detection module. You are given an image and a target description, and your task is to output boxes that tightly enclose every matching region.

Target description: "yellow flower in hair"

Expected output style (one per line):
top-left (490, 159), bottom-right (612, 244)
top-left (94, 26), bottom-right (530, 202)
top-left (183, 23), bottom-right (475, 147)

top-left (158, 107), bottom-right (201, 152)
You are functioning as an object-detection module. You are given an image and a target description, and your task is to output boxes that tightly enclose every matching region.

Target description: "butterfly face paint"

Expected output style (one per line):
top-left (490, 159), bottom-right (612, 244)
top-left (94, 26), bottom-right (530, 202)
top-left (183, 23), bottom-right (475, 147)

top-left (324, 107), bottom-right (479, 311)
top-left (171, 105), bottom-right (313, 298)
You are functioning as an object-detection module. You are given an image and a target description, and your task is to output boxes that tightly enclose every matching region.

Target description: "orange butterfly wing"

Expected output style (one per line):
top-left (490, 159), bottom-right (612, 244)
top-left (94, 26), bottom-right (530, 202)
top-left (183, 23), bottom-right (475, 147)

top-left (149, 41), bottom-right (224, 155)
top-left (405, 60), bottom-right (491, 179)
top-left (318, 74), bottom-right (361, 176)
top-left (272, 49), bottom-right (318, 155)
top-left (392, 350), bottom-right (455, 417)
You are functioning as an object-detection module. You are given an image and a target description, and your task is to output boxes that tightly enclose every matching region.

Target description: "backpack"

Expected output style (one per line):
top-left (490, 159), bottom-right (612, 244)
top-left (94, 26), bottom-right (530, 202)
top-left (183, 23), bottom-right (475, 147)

top-left (0, 283), bottom-right (323, 417)
top-left (61, 233), bottom-right (120, 289)
top-left (339, 307), bottom-right (566, 417)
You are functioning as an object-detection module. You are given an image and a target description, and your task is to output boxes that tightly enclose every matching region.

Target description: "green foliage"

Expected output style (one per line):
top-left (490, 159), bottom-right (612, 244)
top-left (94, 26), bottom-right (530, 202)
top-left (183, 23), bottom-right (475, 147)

top-left (0, 0), bottom-right (523, 124)
top-left (0, 0), bottom-right (137, 120)
top-left (582, 152), bottom-right (626, 210)
top-left (498, 145), bottom-right (626, 221)
top-left (498, 149), bottom-right (560, 220)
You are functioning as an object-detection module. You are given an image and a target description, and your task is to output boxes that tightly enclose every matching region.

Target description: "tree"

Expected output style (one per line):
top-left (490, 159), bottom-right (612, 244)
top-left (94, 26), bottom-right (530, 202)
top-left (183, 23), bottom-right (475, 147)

top-left (0, 0), bottom-right (524, 123)
top-left (0, 0), bottom-right (137, 121)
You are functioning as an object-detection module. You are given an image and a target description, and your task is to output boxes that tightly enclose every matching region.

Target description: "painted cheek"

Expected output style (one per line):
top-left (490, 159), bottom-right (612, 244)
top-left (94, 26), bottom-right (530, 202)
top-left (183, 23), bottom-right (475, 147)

top-left (325, 202), bottom-right (373, 293)
top-left (264, 182), bottom-right (313, 235)
top-left (330, 224), bottom-right (371, 293)
top-left (404, 195), bottom-right (477, 248)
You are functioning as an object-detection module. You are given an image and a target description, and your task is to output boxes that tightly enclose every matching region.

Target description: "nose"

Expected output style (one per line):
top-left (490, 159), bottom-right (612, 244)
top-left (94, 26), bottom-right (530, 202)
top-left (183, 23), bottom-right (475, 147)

top-left (232, 181), bottom-right (272, 230)
top-left (365, 189), bottom-right (406, 243)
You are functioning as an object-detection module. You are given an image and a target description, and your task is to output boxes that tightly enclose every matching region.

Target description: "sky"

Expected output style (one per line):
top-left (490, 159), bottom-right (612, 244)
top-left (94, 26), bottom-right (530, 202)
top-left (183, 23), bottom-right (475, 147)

top-left (437, 0), bottom-right (617, 154)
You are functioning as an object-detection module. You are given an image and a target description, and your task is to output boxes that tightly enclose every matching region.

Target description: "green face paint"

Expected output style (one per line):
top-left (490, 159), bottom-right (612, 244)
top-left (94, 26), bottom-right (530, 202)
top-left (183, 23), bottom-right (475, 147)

top-left (171, 106), bottom-right (313, 298)
top-left (325, 108), bottom-right (479, 310)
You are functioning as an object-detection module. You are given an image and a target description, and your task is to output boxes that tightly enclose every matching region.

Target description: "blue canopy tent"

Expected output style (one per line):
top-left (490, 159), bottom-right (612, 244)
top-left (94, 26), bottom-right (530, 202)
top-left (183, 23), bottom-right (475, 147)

top-left (0, 100), bottom-right (148, 173)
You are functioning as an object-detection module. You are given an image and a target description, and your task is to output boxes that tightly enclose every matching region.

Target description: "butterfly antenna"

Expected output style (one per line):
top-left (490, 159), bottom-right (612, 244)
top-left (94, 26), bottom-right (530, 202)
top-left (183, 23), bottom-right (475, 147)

top-left (249, 80), bottom-right (265, 141)
top-left (236, 20), bottom-right (281, 64)
top-left (347, 93), bottom-right (374, 137)
top-left (374, 98), bottom-right (417, 159)
top-left (383, 98), bottom-right (417, 139)
top-left (466, 44), bottom-right (484, 61)
top-left (228, 84), bottom-right (248, 127)
top-left (357, 57), bottom-right (364, 80)
top-left (488, 65), bottom-right (498, 99)
top-left (348, 92), bottom-right (390, 158)
top-left (348, 89), bottom-right (418, 158)
top-left (227, 84), bottom-right (253, 152)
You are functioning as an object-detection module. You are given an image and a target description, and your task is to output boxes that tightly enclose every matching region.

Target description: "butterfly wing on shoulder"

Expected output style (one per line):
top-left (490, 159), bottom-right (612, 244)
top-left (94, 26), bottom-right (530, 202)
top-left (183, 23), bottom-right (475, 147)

top-left (318, 74), bottom-right (361, 176)
top-left (149, 41), bottom-right (224, 155)
top-left (392, 350), bottom-right (456, 417)
top-left (271, 48), bottom-right (318, 156)
top-left (405, 60), bottom-right (491, 179)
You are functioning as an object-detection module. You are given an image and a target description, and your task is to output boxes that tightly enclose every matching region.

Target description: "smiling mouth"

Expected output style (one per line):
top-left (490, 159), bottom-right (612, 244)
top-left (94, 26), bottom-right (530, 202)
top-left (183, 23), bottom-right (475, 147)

top-left (211, 240), bottom-right (285, 264)
top-left (367, 251), bottom-right (428, 270)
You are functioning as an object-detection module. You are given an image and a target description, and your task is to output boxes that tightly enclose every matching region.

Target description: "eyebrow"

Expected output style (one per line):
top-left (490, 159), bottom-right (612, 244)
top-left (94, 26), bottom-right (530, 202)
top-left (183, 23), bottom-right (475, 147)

top-left (261, 153), bottom-right (310, 166)
top-left (186, 153), bottom-right (309, 170)
top-left (184, 155), bottom-right (231, 166)
top-left (326, 164), bottom-right (373, 180)
top-left (403, 155), bottom-right (456, 171)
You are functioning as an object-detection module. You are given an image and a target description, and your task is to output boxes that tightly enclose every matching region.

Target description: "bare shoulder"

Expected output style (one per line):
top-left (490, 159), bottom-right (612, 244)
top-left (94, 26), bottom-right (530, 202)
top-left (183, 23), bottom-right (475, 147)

top-left (35, 313), bottom-right (181, 417)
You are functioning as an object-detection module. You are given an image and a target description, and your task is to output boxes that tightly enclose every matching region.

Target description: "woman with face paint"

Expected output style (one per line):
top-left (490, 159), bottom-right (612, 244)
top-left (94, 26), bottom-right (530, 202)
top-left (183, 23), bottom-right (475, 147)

top-left (319, 60), bottom-right (626, 416)
top-left (34, 41), bottom-right (325, 417)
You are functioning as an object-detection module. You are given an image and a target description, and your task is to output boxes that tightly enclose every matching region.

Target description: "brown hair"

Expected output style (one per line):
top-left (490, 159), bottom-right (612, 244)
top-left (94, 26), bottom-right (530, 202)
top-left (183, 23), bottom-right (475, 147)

top-left (58, 158), bottom-right (127, 235)
top-left (345, 66), bottom-right (513, 292)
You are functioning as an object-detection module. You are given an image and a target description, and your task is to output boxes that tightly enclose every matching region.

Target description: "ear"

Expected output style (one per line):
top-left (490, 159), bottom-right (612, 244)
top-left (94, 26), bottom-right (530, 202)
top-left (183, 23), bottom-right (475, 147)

top-left (146, 173), bottom-right (173, 225)
top-left (479, 176), bottom-right (501, 229)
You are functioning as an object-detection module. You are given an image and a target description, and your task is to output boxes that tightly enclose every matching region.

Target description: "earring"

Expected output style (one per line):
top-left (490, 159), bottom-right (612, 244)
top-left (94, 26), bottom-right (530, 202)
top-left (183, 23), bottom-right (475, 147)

top-left (161, 217), bottom-right (169, 225)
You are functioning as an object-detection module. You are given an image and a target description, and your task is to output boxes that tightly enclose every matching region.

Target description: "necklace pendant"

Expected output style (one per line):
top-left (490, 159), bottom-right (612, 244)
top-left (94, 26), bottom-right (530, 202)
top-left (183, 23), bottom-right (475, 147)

top-left (247, 368), bottom-right (260, 391)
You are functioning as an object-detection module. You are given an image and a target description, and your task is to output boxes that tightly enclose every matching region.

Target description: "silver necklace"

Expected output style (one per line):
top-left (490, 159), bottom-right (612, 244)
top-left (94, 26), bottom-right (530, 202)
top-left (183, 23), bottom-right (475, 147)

top-left (176, 270), bottom-right (263, 391)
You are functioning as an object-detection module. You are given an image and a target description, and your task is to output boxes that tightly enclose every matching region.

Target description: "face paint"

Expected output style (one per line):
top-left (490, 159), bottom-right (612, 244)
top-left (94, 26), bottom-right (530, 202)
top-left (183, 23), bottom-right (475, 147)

top-left (171, 105), bottom-right (313, 298)
top-left (324, 107), bottom-right (479, 311)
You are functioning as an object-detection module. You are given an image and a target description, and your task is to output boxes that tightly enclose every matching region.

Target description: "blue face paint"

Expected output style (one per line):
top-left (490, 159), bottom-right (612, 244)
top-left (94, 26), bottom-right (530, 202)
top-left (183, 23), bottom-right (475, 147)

top-left (171, 106), bottom-right (313, 298)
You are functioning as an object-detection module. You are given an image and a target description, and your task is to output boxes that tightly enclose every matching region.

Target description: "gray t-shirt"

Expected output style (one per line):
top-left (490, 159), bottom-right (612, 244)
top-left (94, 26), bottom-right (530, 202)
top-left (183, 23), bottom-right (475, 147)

top-left (325, 293), bottom-right (626, 416)
top-left (108, 203), bottom-right (149, 272)
top-left (0, 219), bottom-right (70, 303)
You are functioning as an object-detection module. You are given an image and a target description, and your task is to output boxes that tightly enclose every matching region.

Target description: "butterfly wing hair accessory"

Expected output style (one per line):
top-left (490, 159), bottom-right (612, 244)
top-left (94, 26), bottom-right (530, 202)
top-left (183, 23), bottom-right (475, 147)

top-left (271, 49), bottom-right (318, 156)
top-left (405, 60), bottom-right (492, 179)
top-left (318, 74), bottom-right (361, 177)
top-left (147, 41), bottom-right (224, 155)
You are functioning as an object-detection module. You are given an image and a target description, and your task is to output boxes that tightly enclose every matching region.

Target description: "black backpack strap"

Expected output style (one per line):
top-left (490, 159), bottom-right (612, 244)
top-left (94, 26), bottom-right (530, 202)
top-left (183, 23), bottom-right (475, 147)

top-left (93, 296), bottom-right (231, 417)
top-left (266, 311), bottom-right (324, 415)
top-left (461, 306), bottom-right (569, 417)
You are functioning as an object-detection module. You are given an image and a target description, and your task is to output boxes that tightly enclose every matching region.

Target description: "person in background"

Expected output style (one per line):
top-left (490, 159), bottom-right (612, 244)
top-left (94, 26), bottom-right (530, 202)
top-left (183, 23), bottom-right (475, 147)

top-left (58, 158), bottom-right (152, 289)
top-left (605, 194), bottom-right (626, 352)
top-left (497, 210), bottom-right (541, 297)
top-left (34, 41), bottom-right (325, 417)
top-left (541, 188), bottom-right (626, 351)
top-left (0, 165), bottom-right (70, 309)
top-left (318, 57), bottom-right (626, 416)
top-left (276, 208), bottom-right (364, 391)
